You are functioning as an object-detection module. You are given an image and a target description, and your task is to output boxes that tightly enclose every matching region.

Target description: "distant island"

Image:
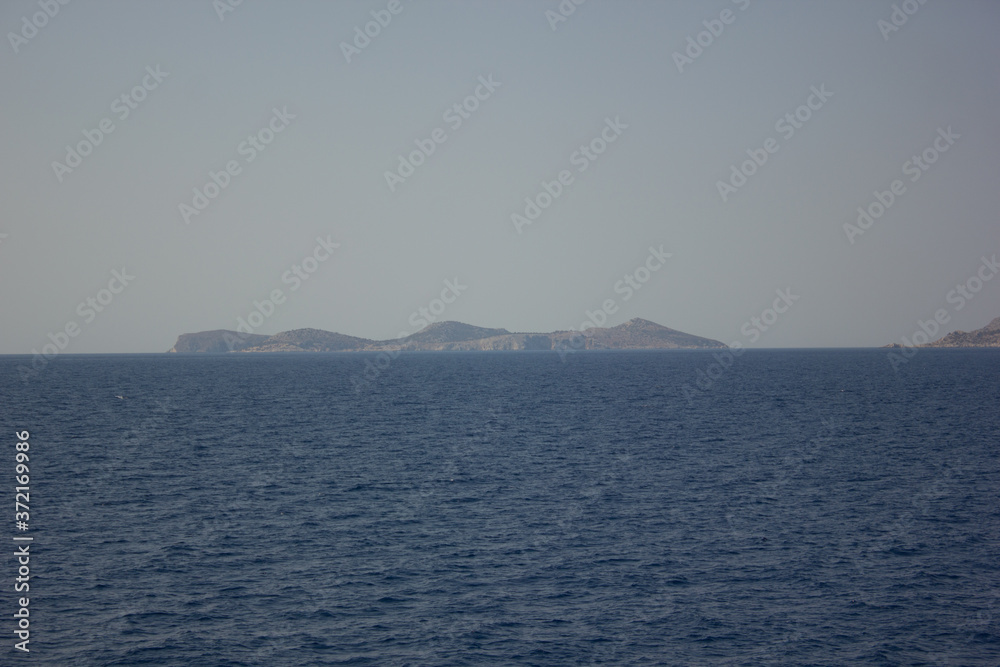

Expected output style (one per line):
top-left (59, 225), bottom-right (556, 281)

top-left (167, 318), bottom-right (728, 353)
top-left (885, 316), bottom-right (1000, 348)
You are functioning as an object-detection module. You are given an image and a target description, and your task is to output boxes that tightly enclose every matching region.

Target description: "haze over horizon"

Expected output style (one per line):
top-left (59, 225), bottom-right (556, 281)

top-left (2, 0), bottom-right (999, 353)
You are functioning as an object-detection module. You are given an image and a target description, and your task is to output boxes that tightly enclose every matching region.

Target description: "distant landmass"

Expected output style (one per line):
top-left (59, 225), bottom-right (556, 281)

top-left (917, 316), bottom-right (1000, 347)
top-left (885, 316), bottom-right (1000, 348)
top-left (166, 329), bottom-right (271, 354)
top-left (167, 318), bottom-right (728, 353)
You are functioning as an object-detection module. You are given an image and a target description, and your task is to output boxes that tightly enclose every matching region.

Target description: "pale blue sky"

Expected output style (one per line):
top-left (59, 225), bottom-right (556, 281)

top-left (2, 0), bottom-right (999, 353)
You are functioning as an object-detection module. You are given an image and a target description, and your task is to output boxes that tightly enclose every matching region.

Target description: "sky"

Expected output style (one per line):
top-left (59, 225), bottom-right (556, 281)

top-left (1, 0), bottom-right (999, 353)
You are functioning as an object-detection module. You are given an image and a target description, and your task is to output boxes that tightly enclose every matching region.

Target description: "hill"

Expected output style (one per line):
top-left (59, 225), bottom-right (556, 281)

top-left (574, 317), bottom-right (728, 349)
top-left (921, 316), bottom-right (1000, 347)
top-left (241, 328), bottom-right (374, 353)
top-left (396, 322), bottom-right (511, 346)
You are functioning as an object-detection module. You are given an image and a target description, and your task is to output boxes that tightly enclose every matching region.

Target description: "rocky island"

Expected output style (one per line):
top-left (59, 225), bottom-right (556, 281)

top-left (167, 318), bottom-right (728, 354)
top-left (885, 316), bottom-right (1000, 348)
top-left (916, 316), bottom-right (1000, 347)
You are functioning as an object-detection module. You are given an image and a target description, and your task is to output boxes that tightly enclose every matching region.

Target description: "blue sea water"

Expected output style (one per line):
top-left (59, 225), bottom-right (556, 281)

top-left (1, 349), bottom-right (998, 666)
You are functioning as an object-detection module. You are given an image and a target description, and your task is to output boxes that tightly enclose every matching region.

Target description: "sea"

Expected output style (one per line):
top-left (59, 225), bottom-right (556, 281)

top-left (1, 349), bottom-right (998, 666)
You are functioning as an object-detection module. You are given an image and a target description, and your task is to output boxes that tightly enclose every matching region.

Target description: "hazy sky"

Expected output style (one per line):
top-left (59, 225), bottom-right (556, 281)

top-left (2, 0), bottom-right (999, 353)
